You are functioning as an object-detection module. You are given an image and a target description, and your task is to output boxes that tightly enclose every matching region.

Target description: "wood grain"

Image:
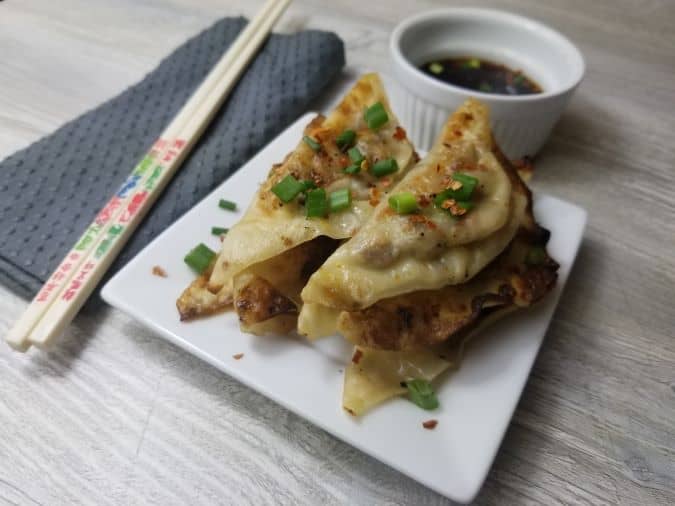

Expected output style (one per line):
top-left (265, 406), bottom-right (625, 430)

top-left (1, 0), bottom-right (674, 504)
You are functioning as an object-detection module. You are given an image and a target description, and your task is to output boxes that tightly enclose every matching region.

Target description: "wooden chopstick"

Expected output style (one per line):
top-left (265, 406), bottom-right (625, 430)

top-left (6, 0), bottom-right (292, 352)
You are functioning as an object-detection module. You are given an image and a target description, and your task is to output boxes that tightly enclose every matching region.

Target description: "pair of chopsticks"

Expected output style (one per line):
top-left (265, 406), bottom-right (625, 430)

top-left (5, 0), bottom-right (292, 352)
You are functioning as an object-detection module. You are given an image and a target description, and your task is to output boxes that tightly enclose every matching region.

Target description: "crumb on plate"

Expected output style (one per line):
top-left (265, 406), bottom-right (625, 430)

top-left (422, 419), bottom-right (438, 430)
top-left (233, 353), bottom-right (244, 360)
top-left (152, 266), bottom-right (167, 277)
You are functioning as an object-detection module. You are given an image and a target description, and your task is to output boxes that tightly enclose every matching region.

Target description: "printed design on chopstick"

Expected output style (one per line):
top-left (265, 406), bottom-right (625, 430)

top-left (32, 138), bottom-right (175, 305)
top-left (58, 137), bottom-right (187, 302)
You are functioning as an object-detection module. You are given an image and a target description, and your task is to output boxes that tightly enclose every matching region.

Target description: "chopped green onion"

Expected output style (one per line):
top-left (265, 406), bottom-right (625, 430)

top-left (306, 188), bottom-right (328, 218)
top-left (429, 62), bottom-right (444, 74)
top-left (388, 192), bottom-right (418, 214)
top-left (271, 174), bottom-right (305, 203)
top-left (433, 172), bottom-right (478, 206)
top-left (329, 188), bottom-right (351, 213)
top-left (218, 199), bottom-right (237, 211)
top-left (526, 246), bottom-right (547, 265)
top-left (513, 74), bottom-right (525, 86)
top-left (211, 226), bottom-right (229, 236)
top-left (335, 129), bottom-right (356, 150)
top-left (184, 243), bottom-right (216, 275)
top-left (453, 173), bottom-right (479, 197)
top-left (371, 158), bottom-right (398, 177)
top-left (348, 146), bottom-right (365, 165)
top-left (300, 180), bottom-right (317, 192)
top-left (364, 102), bottom-right (389, 130)
top-left (303, 135), bottom-right (321, 151)
top-left (456, 200), bottom-right (474, 211)
top-left (479, 82), bottom-right (493, 93)
top-left (465, 58), bottom-right (481, 69)
top-left (405, 379), bottom-right (439, 410)
top-left (344, 164), bottom-right (360, 175)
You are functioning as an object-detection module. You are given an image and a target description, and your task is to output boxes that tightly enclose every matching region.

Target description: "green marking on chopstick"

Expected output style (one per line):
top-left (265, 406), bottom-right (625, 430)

top-left (145, 165), bottom-right (163, 190)
top-left (94, 224), bottom-right (124, 258)
top-left (74, 231), bottom-right (97, 251)
top-left (134, 155), bottom-right (156, 176)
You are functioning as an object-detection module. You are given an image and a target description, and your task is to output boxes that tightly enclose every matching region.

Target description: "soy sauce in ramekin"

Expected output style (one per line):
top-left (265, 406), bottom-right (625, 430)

top-left (419, 57), bottom-right (542, 95)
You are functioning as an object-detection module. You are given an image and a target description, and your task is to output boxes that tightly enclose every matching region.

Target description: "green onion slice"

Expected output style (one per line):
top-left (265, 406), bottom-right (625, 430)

top-left (303, 135), bottom-right (321, 151)
top-left (371, 158), bottom-right (398, 177)
top-left (429, 62), bottom-right (443, 74)
top-left (218, 199), bottom-right (237, 211)
top-left (344, 164), bottom-right (360, 175)
top-left (329, 188), bottom-right (351, 213)
top-left (388, 192), bottom-right (418, 214)
top-left (526, 246), bottom-right (547, 265)
top-left (306, 188), bottom-right (328, 218)
top-left (364, 102), bottom-right (389, 130)
top-left (452, 173), bottom-right (478, 197)
top-left (405, 379), bottom-right (439, 410)
top-left (271, 174), bottom-right (305, 203)
top-left (433, 172), bottom-right (478, 206)
top-left (300, 180), bottom-right (317, 192)
top-left (479, 82), bottom-right (493, 93)
top-left (211, 226), bottom-right (228, 236)
top-left (465, 58), bottom-right (481, 69)
top-left (456, 200), bottom-right (474, 211)
top-left (184, 243), bottom-right (216, 275)
top-left (335, 129), bottom-right (356, 150)
top-left (348, 146), bottom-right (365, 165)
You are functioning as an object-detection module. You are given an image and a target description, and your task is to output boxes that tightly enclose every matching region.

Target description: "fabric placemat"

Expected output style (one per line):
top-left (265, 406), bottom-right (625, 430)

top-left (0, 17), bottom-right (344, 303)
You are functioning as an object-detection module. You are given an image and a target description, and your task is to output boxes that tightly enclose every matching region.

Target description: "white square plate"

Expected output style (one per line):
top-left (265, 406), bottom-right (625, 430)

top-left (102, 111), bottom-right (586, 503)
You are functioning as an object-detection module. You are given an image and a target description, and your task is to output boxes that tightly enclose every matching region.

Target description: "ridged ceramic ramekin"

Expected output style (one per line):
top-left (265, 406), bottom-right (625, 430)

top-left (390, 8), bottom-right (585, 159)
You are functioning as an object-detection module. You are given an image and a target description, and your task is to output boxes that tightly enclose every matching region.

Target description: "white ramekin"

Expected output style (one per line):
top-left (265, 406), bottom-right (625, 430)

top-left (390, 8), bottom-right (585, 159)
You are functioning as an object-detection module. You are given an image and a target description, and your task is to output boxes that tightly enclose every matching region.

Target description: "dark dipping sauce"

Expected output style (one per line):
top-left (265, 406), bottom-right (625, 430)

top-left (419, 57), bottom-right (542, 96)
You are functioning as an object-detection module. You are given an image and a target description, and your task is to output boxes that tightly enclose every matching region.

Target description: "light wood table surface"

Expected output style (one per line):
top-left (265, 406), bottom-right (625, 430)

top-left (1, 1), bottom-right (674, 504)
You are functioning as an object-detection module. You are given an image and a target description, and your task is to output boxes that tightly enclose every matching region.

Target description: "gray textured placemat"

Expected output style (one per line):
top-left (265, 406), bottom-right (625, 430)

top-left (0, 17), bottom-right (344, 303)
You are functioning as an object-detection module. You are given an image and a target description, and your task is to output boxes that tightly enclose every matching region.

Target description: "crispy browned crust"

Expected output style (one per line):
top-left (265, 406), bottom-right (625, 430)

top-left (233, 236), bottom-right (340, 327)
top-left (176, 263), bottom-right (233, 321)
top-left (337, 148), bottom-right (559, 351)
top-left (235, 276), bottom-right (298, 327)
top-left (337, 228), bottom-right (558, 350)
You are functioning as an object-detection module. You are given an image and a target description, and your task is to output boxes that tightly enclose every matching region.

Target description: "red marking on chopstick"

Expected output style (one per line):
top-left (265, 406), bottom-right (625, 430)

top-left (61, 261), bottom-right (96, 301)
top-left (119, 191), bottom-right (148, 223)
top-left (94, 196), bottom-right (123, 226)
top-left (162, 149), bottom-right (178, 163)
top-left (35, 258), bottom-right (79, 302)
top-left (160, 139), bottom-right (186, 163)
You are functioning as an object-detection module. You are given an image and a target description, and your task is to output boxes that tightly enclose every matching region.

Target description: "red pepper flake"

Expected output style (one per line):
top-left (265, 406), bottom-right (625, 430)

top-left (151, 266), bottom-right (167, 278)
top-left (409, 214), bottom-right (438, 229)
top-left (351, 349), bottom-right (363, 364)
top-left (417, 194), bottom-right (431, 207)
top-left (393, 126), bottom-right (407, 140)
top-left (380, 177), bottom-right (392, 188)
top-left (368, 187), bottom-right (380, 207)
top-left (422, 419), bottom-right (438, 430)
top-left (232, 353), bottom-right (244, 360)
